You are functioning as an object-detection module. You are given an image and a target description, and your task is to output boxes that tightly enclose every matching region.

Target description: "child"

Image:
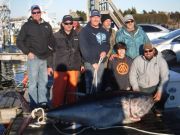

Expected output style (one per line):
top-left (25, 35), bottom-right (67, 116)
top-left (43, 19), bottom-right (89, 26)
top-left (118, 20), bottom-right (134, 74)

top-left (107, 42), bottom-right (133, 91)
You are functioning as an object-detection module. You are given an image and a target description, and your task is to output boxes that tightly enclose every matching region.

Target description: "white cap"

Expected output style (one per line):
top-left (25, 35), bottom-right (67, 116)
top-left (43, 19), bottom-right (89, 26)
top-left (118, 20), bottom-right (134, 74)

top-left (123, 14), bottom-right (134, 23)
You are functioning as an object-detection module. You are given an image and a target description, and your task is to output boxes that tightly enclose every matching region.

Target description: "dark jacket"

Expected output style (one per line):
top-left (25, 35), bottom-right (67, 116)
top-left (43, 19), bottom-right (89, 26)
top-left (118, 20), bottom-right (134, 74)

top-left (17, 17), bottom-right (54, 59)
top-left (48, 29), bottom-right (82, 71)
top-left (79, 22), bottom-right (110, 64)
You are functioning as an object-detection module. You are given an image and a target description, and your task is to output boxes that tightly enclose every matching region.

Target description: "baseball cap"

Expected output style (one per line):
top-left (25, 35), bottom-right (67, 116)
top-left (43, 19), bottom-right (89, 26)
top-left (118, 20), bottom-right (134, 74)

top-left (62, 15), bottom-right (73, 23)
top-left (90, 9), bottom-right (101, 17)
top-left (123, 14), bottom-right (134, 23)
top-left (31, 5), bottom-right (41, 12)
top-left (143, 43), bottom-right (154, 50)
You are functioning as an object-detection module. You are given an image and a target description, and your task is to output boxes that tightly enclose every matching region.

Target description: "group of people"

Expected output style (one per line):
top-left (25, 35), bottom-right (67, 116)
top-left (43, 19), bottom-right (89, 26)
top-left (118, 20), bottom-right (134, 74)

top-left (17, 5), bottom-right (169, 116)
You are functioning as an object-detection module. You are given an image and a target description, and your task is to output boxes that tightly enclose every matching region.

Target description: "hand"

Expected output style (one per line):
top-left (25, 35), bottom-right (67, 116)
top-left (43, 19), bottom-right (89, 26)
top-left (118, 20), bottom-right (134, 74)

top-left (80, 66), bottom-right (85, 73)
top-left (28, 52), bottom-right (34, 60)
top-left (100, 51), bottom-right (106, 59)
top-left (153, 91), bottom-right (162, 102)
top-left (92, 63), bottom-right (99, 70)
top-left (133, 89), bottom-right (140, 92)
top-left (48, 68), bottom-right (54, 76)
top-left (109, 54), bottom-right (118, 61)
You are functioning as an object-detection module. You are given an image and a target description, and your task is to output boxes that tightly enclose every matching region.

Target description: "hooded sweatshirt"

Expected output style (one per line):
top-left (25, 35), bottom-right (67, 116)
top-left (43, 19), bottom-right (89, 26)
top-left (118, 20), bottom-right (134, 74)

top-left (79, 22), bottom-right (110, 64)
top-left (129, 53), bottom-right (169, 93)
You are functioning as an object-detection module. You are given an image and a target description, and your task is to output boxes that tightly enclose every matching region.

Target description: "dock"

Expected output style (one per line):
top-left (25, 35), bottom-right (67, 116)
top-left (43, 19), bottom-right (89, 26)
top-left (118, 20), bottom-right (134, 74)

top-left (0, 53), bottom-right (27, 61)
top-left (7, 108), bottom-right (180, 135)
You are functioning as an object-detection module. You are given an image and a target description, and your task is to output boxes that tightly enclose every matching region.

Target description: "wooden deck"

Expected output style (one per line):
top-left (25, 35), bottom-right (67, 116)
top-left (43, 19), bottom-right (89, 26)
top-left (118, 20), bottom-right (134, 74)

top-left (0, 90), bottom-right (30, 124)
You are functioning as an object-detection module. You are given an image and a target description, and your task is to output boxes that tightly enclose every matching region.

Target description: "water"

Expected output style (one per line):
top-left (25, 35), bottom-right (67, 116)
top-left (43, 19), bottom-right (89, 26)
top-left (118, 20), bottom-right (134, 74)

top-left (0, 60), bottom-right (27, 88)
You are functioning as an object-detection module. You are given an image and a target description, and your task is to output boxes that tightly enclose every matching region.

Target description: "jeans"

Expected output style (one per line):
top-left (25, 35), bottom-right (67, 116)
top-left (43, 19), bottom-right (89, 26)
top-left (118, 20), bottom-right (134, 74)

top-left (84, 62), bottom-right (105, 94)
top-left (27, 56), bottom-right (48, 108)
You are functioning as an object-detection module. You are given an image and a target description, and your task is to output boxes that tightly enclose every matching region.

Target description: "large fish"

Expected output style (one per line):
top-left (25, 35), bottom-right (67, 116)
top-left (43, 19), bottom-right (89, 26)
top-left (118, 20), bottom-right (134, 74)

top-left (34, 91), bottom-right (155, 128)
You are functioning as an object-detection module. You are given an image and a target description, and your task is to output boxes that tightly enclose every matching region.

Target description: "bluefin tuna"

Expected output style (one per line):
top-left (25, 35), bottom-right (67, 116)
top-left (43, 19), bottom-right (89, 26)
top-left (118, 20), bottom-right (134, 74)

top-left (34, 91), bottom-right (155, 128)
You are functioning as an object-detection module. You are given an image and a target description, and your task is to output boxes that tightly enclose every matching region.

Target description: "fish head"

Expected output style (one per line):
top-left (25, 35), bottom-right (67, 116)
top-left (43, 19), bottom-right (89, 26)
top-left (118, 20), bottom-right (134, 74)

top-left (130, 95), bottom-right (154, 118)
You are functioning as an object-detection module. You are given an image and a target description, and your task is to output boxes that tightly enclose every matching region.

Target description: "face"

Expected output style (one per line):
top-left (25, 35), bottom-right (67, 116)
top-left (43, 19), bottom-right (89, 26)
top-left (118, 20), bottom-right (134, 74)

top-left (103, 19), bottom-right (112, 29)
top-left (62, 21), bottom-right (73, 33)
top-left (90, 16), bottom-right (101, 28)
top-left (31, 9), bottom-right (41, 22)
top-left (144, 48), bottom-right (155, 60)
top-left (125, 19), bottom-right (135, 31)
top-left (73, 21), bottom-right (78, 28)
top-left (117, 48), bottom-right (126, 58)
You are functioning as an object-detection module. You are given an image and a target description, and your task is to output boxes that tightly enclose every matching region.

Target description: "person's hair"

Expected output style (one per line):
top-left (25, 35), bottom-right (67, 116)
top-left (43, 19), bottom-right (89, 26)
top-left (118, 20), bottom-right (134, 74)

top-left (113, 42), bottom-right (127, 54)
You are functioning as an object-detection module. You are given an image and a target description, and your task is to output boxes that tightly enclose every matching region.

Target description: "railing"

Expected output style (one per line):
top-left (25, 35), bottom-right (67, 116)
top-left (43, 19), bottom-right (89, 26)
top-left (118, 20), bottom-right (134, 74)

top-left (98, 0), bottom-right (124, 28)
top-left (0, 53), bottom-right (27, 61)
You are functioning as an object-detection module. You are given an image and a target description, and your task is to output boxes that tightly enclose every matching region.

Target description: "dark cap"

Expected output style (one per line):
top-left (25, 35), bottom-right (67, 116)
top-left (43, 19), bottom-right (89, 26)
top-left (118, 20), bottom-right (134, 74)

top-left (31, 5), bottom-right (41, 12)
top-left (113, 42), bottom-right (127, 53)
top-left (62, 15), bottom-right (73, 23)
top-left (90, 9), bottom-right (101, 17)
top-left (143, 43), bottom-right (154, 50)
top-left (101, 15), bottom-right (111, 23)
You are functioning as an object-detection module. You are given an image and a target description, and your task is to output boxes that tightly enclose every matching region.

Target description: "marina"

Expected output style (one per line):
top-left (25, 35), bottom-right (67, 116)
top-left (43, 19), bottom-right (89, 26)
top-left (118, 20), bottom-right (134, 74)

top-left (0, 0), bottom-right (180, 135)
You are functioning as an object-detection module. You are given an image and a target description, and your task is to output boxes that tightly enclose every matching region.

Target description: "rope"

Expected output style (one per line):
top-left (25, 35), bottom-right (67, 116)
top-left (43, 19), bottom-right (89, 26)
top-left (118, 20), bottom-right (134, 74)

top-left (53, 124), bottom-right (173, 135)
top-left (31, 108), bottom-right (46, 125)
top-left (90, 57), bottom-right (104, 94)
top-left (53, 123), bottom-right (91, 135)
top-left (98, 125), bottom-right (174, 135)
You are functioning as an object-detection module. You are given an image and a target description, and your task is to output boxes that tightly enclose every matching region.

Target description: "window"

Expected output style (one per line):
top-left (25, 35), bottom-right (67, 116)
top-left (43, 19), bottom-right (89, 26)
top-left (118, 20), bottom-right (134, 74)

top-left (140, 25), bottom-right (161, 32)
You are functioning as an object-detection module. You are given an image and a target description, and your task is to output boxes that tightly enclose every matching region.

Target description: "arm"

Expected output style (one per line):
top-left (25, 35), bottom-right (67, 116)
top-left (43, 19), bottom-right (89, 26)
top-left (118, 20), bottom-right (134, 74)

top-left (79, 29), bottom-right (92, 63)
top-left (16, 24), bottom-right (30, 55)
top-left (143, 32), bottom-right (150, 44)
top-left (129, 60), bottom-right (140, 91)
top-left (115, 29), bottom-right (124, 43)
top-left (157, 58), bottom-right (169, 93)
top-left (48, 24), bottom-right (55, 52)
top-left (153, 58), bottom-right (169, 101)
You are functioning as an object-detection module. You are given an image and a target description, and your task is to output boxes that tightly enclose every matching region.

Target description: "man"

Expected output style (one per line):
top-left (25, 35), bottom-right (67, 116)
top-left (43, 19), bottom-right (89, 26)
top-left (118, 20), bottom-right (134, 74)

top-left (101, 15), bottom-right (116, 59)
top-left (107, 42), bottom-right (133, 91)
top-left (79, 9), bottom-right (110, 94)
top-left (17, 5), bottom-right (54, 109)
top-left (129, 43), bottom-right (169, 116)
top-left (116, 14), bottom-right (150, 59)
top-left (47, 15), bottom-right (82, 108)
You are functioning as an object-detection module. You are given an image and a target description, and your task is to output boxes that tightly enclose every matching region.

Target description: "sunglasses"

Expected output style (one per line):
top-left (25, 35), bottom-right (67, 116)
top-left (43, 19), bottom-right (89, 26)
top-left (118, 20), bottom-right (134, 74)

top-left (64, 22), bottom-right (73, 25)
top-left (125, 20), bottom-right (134, 24)
top-left (144, 49), bottom-right (154, 53)
top-left (32, 11), bottom-right (41, 15)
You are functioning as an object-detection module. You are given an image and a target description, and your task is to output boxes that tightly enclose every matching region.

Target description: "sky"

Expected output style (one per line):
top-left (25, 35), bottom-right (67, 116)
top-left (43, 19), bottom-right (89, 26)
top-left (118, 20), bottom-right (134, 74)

top-left (8, 0), bottom-right (180, 21)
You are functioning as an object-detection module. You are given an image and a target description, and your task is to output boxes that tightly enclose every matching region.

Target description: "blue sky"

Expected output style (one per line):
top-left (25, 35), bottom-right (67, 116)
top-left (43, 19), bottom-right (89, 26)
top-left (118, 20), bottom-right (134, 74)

top-left (9, 0), bottom-right (180, 21)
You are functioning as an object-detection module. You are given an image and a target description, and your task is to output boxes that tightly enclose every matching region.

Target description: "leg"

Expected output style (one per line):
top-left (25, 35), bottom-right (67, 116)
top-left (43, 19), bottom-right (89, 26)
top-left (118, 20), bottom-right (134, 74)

top-left (84, 63), bottom-right (94, 94)
top-left (52, 71), bottom-right (67, 108)
top-left (37, 59), bottom-right (48, 105)
top-left (66, 71), bottom-right (79, 104)
top-left (27, 57), bottom-right (39, 108)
